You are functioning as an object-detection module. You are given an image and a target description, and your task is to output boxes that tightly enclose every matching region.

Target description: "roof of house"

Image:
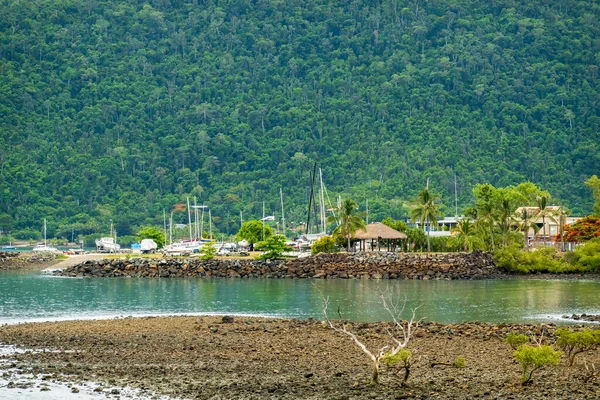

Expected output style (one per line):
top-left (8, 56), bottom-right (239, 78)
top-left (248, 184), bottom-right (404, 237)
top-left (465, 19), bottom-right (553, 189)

top-left (354, 222), bottom-right (408, 240)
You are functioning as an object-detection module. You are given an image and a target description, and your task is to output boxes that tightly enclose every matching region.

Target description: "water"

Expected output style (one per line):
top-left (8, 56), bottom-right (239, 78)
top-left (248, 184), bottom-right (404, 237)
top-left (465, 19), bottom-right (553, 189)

top-left (1, 272), bottom-right (600, 324)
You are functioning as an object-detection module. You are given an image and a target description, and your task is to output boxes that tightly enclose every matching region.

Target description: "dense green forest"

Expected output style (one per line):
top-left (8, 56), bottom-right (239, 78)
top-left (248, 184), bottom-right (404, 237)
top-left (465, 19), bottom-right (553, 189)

top-left (0, 0), bottom-right (598, 240)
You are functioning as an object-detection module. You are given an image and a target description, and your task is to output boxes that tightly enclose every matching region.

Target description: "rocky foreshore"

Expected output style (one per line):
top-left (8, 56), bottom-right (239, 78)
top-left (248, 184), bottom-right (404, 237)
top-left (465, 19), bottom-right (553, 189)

top-left (1, 316), bottom-right (598, 400)
top-left (56, 251), bottom-right (500, 280)
top-left (0, 251), bottom-right (56, 271)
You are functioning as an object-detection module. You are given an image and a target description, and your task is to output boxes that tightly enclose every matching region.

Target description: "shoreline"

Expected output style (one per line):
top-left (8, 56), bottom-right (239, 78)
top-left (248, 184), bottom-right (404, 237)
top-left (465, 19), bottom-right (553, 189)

top-left (1, 316), bottom-right (599, 399)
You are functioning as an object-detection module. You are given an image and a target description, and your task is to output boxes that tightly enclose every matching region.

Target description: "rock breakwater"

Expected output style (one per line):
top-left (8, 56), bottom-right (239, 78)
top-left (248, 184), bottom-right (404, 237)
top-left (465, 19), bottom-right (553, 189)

top-left (0, 252), bottom-right (56, 270)
top-left (57, 251), bottom-right (498, 280)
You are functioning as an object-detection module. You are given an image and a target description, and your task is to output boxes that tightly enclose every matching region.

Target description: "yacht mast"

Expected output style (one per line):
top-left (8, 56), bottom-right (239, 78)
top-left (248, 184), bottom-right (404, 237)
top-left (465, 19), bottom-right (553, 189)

top-left (319, 168), bottom-right (326, 234)
top-left (208, 209), bottom-right (212, 240)
top-left (187, 197), bottom-right (192, 240)
top-left (280, 187), bottom-right (286, 238)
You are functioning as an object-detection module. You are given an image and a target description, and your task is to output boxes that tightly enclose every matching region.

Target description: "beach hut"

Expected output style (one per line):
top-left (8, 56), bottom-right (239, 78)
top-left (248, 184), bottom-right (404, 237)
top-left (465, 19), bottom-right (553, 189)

top-left (354, 222), bottom-right (408, 252)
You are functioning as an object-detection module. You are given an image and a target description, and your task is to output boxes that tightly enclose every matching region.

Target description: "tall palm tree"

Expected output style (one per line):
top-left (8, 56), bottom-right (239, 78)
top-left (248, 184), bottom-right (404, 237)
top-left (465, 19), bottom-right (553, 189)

top-left (449, 218), bottom-right (483, 252)
top-left (536, 195), bottom-right (558, 246)
top-left (498, 194), bottom-right (516, 247)
top-left (406, 188), bottom-right (444, 253)
top-left (329, 199), bottom-right (365, 252)
top-left (516, 208), bottom-right (539, 249)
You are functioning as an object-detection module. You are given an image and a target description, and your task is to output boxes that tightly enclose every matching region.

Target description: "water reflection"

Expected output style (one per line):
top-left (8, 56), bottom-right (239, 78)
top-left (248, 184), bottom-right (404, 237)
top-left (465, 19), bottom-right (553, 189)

top-left (1, 272), bottom-right (599, 324)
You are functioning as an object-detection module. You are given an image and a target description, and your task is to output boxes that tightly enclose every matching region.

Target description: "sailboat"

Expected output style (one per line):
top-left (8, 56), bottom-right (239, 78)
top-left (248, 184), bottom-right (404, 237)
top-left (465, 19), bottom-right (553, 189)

top-left (1, 239), bottom-right (16, 250)
top-left (33, 219), bottom-right (58, 253)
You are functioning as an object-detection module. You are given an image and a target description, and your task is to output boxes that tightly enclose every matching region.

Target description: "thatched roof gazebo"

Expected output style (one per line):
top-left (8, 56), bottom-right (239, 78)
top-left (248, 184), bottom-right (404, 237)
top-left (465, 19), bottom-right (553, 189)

top-left (354, 222), bottom-right (408, 252)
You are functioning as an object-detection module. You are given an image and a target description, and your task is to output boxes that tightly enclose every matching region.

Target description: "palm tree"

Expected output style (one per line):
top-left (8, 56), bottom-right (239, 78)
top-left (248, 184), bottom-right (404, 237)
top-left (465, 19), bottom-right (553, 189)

top-left (328, 199), bottom-right (365, 252)
top-left (448, 218), bottom-right (484, 252)
top-left (406, 188), bottom-right (444, 253)
top-left (515, 208), bottom-right (539, 249)
top-left (498, 195), bottom-right (516, 247)
top-left (536, 195), bottom-right (558, 246)
top-left (557, 208), bottom-right (568, 251)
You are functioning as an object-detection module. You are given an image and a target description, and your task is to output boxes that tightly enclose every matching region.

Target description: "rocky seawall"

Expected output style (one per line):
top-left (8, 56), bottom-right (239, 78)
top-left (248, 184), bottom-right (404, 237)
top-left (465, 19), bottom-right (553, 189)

top-left (57, 251), bottom-right (500, 280)
top-left (0, 251), bottom-right (56, 270)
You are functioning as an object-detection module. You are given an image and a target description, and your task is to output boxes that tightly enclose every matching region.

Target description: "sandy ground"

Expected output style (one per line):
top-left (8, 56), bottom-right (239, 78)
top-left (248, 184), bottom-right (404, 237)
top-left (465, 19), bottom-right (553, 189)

top-left (1, 316), bottom-right (599, 399)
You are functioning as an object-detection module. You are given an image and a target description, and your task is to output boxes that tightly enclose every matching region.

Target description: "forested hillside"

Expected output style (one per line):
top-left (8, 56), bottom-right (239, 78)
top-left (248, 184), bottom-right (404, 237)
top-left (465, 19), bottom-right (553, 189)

top-left (0, 0), bottom-right (598, 238)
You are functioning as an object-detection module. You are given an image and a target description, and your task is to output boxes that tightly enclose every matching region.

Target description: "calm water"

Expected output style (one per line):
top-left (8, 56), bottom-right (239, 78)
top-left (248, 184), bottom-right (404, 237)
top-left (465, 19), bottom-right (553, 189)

top-left (1, 272), bottom-right (599, 324)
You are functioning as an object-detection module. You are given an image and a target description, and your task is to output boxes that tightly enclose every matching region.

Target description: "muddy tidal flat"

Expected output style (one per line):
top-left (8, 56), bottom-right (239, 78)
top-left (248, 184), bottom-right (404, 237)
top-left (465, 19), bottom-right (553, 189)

top-left (1, 316), bottom-right (599, 399)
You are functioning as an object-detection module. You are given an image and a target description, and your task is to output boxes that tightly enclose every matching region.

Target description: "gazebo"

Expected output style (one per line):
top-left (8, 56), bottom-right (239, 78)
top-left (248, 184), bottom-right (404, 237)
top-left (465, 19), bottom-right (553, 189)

top-left (354, 222), bottom-right (408, 252)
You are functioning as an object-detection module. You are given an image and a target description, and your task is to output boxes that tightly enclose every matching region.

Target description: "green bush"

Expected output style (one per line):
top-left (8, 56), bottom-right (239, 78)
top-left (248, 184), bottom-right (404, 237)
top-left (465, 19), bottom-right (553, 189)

top-left (570, 237), bottom-right (600, 272)
top-left (555, 328), bottom-right (600, 366)
top-left (493, 245), bottom-right (579, 274)
top-left (506, 333), bottom-right (530, 349)
top-left (311, 236), bottom-right (338, 255)
top-left (14, 228), bottom-right (41, 241)
top-left (200, 244), bottom-right (216, 260)
top-left (454, 356), bottom-right (466, 368)
top-left (382, 349), bottom-right (413, 385)
top-left (513, 345), bottom-right (561, 384)
top-left (255, 235), bottom-right (291, 260)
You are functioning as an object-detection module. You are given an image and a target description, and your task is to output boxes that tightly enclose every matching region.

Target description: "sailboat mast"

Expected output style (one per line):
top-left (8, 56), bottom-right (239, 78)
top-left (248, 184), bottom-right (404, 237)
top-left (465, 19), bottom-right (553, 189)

top-left (262, 201), bottom-right (265, 241)
top-left (208, 209), bottom-right (212, 240)
top-left (200, 207), bottom-right (205, 239)
top-left (319, 168), bottom-right (326, 234)
top-left (194, 197), bottom-right (198, 240)
top-left (187, 197), bottom-right (192, 240)
top-left (44, 218), bottom-right (47, 246)
top-left (163, 209), bottom-right (167, 246)
top-left (169, 211), bottom-right (173, 246)
top-left (366, 199), bottom-right (369, 225)
top-left (280, 187), bottom-right (286, 239)
top-left (306, 163), bottom-right (317, 235)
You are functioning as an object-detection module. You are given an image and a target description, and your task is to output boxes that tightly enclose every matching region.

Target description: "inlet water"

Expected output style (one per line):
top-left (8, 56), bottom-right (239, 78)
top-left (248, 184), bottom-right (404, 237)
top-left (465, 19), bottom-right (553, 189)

top-left (1, 271), bottom-right (599, 324)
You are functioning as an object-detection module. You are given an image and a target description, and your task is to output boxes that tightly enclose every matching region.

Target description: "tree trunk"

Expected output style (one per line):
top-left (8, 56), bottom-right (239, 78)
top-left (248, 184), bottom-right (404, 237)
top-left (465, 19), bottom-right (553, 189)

top-left (542, 215), bottom-right (546, 245)
top-left (370, 360), bottom-right (379, 385)
top-left (347, 235), bottom-right (351, 252)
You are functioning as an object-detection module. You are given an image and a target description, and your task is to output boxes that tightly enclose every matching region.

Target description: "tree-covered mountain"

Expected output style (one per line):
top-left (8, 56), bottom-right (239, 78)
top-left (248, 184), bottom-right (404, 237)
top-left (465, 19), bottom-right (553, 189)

top-left (0, 0), bottom-right (598, 238)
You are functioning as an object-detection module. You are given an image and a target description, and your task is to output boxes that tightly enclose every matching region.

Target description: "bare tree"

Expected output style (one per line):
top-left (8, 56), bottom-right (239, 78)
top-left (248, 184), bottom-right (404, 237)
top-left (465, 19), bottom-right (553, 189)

top-left (322, 293), bottom-right (421, 385)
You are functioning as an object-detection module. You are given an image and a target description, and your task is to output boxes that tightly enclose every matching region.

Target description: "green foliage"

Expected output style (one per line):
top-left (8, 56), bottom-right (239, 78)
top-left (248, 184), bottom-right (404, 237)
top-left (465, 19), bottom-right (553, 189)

top-left (236, 220), bottom-right (273, 250)
top-left (586, 176), bottom-right (600, 216)
top-left (200, 244), bottom-right (216, 260)
top-left (118, 235), bottom-right (139, 248)
top-left (382, 349), bottom-right (412, 367)
top-left (506, 333), bottom-right (531, 350)
top-left (255, 235), bottom-right (291, 259)
top-left (454, 356), bottom-right (466, 368)
top-left (0, 0), bottom-right (598, 236)
top-left (555, 328), bottom-right (600, 366)
top-left (137, 226), bottom-right (165, 248)
top-left (570, 237), bottom-right (600, 271)
top-left (311, 236), bottom-right (338, 255)
top-left (406, 188), bottom-right (444, 253)
top-left (493, 245), bottom-right (579, 274)
top-left (329, 199), bottom-right (365, 252)
top-left (13, 228), bottom-right (41, 241)
top-left (513, 345), bottom-right (561, 384)
top-left (0, 235), bottom-right (14, 245)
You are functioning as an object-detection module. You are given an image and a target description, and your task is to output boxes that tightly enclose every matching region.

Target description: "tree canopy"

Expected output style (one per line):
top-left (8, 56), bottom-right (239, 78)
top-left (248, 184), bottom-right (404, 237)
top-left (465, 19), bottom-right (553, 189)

top-left (0, 0), bottom-right (598, 239)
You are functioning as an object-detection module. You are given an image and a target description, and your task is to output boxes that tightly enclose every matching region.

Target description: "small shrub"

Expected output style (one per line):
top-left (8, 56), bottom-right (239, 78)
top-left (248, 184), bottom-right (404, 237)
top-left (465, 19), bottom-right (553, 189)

top-left (514, 345), bottom-right (561, 384)
top-left (382, 349), bottom-right (413, 385)
top-left (311, 236), bottom-right (339, 255)
top-left (255, 235), bottom-right (292, 259)
top-left (454, 356), bottom-right (466, 368)
top-left (200, 244), bottom-right (216, 260)
top-left (506, 333), bottom-right (530, 349)
top-left (556, 328), bottom-right (600, 366)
